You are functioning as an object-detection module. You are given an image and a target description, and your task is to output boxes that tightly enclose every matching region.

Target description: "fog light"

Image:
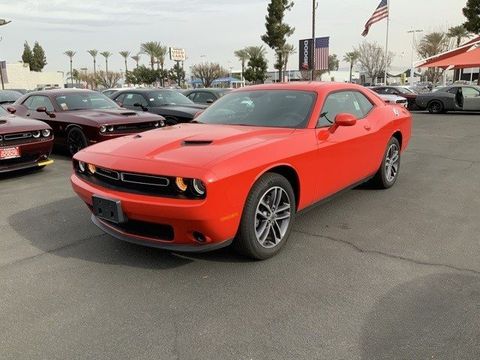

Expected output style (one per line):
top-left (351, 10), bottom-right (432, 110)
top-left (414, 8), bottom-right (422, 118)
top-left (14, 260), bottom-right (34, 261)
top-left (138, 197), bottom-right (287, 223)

top-left (33, 131), bottom-right (41, 138)
top-left (175, 177), bottom-right (188, 192)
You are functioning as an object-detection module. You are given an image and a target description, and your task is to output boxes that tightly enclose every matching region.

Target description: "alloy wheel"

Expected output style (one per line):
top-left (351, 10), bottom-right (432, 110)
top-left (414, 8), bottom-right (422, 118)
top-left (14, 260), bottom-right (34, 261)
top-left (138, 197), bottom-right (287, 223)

top-left (254, 186), bottom-right (291, 248)
top-left (385, 143), bottom-right (400, 183)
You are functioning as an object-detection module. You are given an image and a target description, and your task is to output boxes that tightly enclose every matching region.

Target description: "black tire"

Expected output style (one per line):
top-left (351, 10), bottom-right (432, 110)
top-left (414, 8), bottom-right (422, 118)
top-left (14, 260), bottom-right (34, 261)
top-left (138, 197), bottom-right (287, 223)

top-left (371, 137), bottom-right (401, 189)
top-left (234, 173), bottom-right (296, 260)
top-left (67, 127), bottom-right (88, 156)
top-left (427, 100), bottom-right (444, 114)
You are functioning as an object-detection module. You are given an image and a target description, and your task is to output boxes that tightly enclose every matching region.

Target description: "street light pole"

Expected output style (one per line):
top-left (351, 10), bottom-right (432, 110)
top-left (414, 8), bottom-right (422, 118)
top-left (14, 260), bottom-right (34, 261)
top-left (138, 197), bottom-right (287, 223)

top-left (311, 0), bottom-right (317, 81)
top-left (408, 29), bottom-right (423, 86)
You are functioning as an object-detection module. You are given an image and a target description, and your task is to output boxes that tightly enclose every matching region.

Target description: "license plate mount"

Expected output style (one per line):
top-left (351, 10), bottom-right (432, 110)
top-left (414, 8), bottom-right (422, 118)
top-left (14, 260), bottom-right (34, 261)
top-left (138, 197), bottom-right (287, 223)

top-left (92, 195), bottom-right (126, 224)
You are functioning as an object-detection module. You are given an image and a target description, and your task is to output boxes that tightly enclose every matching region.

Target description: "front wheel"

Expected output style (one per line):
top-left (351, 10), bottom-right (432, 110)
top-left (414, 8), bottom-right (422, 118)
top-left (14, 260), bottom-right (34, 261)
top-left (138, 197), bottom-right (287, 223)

top-left (427, 100), bottom-right (444, 114)
top-left (67, 127), bottom-right (88, 156)
top-left (371, 137), bottom-right (401, 189)
top-left (234, 173), bottom-right (296, 260)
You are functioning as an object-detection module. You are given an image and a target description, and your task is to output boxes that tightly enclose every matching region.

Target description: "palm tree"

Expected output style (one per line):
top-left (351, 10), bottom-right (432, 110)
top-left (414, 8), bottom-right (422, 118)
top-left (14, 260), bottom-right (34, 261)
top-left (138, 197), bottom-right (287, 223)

top-left (100, 51), bottom-right (112, 75)
top-left (154, 45), bottom-right (168, 86)
top-left (447, 25), bottom-right (471, 48)
top-left (64, 50), bottom-right (76, 86)
top-left (140, 41), bottom-right (161, 70)
top-left (417, 32), bottom-right (450, 84)
top-left (343, 51), bottom-right (360, 83)
top-left (234, 48), bottom-right (250, 81)
top-left (131, 54), bottom-right (141, 68)
top-left (119, 51), bottom-right (131, 74)
top-left (87, 49), bottom-right (98, 77)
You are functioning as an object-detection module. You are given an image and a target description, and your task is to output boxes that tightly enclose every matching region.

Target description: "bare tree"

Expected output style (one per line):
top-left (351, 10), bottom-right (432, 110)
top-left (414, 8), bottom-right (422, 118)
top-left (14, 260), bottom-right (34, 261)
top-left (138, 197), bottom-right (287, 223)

top-left (355, 42), bottom-right (393, 84)
top-left (191, 62), bottom-right (228, 87)
top-left (96, 71), bottom-right (122, 88)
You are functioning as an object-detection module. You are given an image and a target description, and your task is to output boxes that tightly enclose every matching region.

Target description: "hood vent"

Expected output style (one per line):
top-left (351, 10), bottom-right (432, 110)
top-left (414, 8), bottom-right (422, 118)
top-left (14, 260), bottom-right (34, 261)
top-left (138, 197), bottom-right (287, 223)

top-left (182, 140), bottom-right (213, 146)
top-left (120, 112), bottom-right (138, 116)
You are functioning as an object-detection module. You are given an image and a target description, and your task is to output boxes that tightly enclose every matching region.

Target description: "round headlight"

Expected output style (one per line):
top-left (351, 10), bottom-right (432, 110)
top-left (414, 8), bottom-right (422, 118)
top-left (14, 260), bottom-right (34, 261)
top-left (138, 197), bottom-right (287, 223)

top-left (0, 135), bottom-right (3, 141)
top-left (99, 125), bottom-right (107, 133)
top-left (42, 129), bottom-right (51, 137)
top-left (160, 120), bottom-right (165, 127)
top-left (192, 179), bottom-right (206, 196)
top-left (175, 177), bottom-right (188, 192)
top-left (33, 131), bottom-right (41, 138)
top-left (108, 126), bottom-right (114, 132)
top-left (78, 161), bottom-right (86, 173)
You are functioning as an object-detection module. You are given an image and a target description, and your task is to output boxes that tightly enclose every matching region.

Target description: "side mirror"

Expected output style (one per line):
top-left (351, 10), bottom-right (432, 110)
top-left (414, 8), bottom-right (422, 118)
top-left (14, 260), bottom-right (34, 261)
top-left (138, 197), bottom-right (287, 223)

top-left (329, 113), bottom-right (357, 133)
top-left (206, 99), bottom-right (214, 104)
top-left (133, 103), bottom-right (147, 111)
top-left (115, 101), bottom-right (123, 107)
top-left (36, 106), bottom-right (56, 118)
top-left (6, 107), bottom-right (16, 114)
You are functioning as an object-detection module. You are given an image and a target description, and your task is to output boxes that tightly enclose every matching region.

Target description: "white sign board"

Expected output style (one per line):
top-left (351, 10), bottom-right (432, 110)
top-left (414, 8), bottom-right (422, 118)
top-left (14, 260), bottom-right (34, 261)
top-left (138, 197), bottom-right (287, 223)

top-left (170, 47), bottom-right (186, 61)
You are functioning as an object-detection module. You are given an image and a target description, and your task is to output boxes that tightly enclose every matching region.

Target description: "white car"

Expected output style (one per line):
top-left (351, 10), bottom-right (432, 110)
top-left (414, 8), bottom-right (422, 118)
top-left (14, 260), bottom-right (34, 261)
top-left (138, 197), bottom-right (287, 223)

top-left (377, 94), bottom-right (408, 108)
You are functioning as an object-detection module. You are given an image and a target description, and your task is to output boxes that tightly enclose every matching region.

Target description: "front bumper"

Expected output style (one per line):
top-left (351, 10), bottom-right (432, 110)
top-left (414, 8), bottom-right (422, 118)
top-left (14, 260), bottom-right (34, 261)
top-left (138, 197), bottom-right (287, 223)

top-left (71, 174), bottom-right (241, 252)
top-left (0, 140), bottom-right (54, 173)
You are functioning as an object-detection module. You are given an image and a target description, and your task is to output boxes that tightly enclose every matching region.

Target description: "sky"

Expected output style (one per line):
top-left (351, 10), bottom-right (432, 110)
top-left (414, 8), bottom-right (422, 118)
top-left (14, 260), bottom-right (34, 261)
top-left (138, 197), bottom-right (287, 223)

top-left (0, 0), bottom-right (468, 76)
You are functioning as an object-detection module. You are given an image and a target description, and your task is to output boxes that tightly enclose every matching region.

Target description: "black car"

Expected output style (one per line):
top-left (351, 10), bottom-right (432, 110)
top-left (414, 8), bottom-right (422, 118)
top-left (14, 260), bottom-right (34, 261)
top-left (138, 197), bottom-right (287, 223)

top-left (182, 88), bottom-right (232, 105)
top-left (110, 89), bottom-right (207, 125)
top-left (0, 90), bottom-right (22, 106)
top-left (416, 85), bottom-right (480, 114)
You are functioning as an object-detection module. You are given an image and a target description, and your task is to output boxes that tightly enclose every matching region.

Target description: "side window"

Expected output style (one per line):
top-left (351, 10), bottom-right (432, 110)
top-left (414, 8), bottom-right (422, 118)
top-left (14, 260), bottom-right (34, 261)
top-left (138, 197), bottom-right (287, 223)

top-left (115, 93), bottom-right (126, 104)
top-left (447, 87), bottom-right (458, 95)
top-left (463, 87), bottom-right (480, 98)
top-left (24, 96), bottom-right (54, 112)
top-left (318, 91), bottom-right (373, 127)
top-left (122, 93), bottom-right (147, 107)
top-left (194, 92), bottom-right (215, 104)
top-left (186, 93), bottom-right (196, 101)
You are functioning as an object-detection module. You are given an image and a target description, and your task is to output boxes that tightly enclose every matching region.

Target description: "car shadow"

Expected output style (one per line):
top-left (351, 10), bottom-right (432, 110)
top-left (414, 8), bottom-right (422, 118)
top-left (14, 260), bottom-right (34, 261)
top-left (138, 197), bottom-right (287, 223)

top-left (360, 273), bottom-right (480, 359)
top-left (8, 196), bottom-right (249, 269)
top-left (0, 166), bottom-right (45, 180)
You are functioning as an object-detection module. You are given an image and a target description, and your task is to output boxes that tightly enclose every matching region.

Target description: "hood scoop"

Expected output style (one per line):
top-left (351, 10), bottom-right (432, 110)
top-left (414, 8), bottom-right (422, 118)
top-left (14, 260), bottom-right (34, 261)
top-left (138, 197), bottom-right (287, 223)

top-left (182, 140), bottom-right (213, 146)
top-left (120, 111), bottom-right (138, 116)
top-left (0, 120), bottom-right (6, 125)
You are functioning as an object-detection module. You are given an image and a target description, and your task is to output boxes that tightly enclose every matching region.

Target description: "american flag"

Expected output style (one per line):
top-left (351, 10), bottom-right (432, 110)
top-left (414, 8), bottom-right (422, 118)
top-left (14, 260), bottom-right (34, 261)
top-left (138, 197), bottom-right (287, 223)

top-left (314, 37), bottom-right (330, 71)
top-left (362, 0), bottom-right (389, 37)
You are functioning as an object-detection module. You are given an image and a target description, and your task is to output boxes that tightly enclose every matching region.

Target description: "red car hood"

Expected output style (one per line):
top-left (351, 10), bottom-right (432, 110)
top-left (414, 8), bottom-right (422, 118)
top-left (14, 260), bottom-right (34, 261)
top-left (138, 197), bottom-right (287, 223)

top-left (0, 114), bottom-right (50, 134)
top-left (68, 109), bottom-right (164, 125)
top-left (82, 123), bottom-right (295, 168)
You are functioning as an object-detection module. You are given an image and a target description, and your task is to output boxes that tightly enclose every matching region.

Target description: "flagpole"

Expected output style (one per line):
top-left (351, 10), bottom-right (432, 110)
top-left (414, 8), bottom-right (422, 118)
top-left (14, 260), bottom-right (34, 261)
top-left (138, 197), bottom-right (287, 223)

top-left (311, 0), bottom-right (316, 81)
top-left (383, 0), bottom-right (390, 85)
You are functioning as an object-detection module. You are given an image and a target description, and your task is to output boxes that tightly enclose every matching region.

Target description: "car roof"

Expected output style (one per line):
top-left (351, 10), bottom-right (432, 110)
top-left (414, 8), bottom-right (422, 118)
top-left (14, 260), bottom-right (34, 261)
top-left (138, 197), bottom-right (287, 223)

top-left (235, 82), bottom-right (371, 94)
top-left (186, 88), bottom-right (232, 92)
top-left (114, 88), bottom-right (176, 93)
top-left (26, 89), bottom-right (98, 96)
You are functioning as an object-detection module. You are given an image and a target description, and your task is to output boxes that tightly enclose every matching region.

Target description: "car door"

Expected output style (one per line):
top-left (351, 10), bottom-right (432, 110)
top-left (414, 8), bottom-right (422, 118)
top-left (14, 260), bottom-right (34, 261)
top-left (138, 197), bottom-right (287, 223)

top-left (461, 87), bottom-right (480, 111)
top-left (315, 90), bottom-right (377, 199)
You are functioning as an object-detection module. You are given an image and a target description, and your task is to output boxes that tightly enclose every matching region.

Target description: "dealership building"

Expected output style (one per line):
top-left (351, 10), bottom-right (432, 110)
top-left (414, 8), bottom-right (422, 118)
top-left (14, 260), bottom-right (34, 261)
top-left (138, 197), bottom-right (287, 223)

top-left (0, 62), bottom-right (63, 90)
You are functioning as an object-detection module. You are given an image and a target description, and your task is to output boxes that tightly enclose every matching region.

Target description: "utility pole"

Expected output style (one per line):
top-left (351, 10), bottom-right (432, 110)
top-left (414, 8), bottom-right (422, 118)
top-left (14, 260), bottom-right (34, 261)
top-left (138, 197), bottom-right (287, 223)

top-left (407, 29), bottom-right (423, 86)
top-left (311, 0), bottom-right (317, 81)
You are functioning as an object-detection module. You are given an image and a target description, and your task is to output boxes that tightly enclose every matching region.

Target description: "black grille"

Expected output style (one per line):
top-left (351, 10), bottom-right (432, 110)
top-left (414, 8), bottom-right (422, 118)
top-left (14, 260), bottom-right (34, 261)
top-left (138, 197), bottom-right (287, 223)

top-left (4, 132), bottom-right (33, 141)
top-left (0, 132), bottom-right (52, 146)
top-left (112, 122), bottom-right (158, 134)
top-left (104, 218), bottom-right (174, 241)
top-left (120, 172), bottom-right (170, 187)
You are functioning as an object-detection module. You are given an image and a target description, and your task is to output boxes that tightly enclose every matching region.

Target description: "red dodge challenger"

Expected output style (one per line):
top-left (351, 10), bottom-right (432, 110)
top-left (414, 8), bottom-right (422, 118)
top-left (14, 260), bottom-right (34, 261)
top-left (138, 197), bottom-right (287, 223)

top-left (1, 105), bottom-right (53, 173)
top-left (71, 83), bottom-right (412, 259)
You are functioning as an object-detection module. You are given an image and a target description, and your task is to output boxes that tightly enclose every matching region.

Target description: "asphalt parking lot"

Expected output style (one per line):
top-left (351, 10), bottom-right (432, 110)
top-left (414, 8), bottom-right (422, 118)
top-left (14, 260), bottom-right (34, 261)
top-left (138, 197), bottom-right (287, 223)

top-left (1, 112), bottom-right (479, 360)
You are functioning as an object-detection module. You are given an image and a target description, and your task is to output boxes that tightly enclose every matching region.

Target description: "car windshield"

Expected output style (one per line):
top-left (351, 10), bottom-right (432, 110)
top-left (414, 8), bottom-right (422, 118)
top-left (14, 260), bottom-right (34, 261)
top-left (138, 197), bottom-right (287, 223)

top-left (196, 90), bottom-right (316, 128)
top-left (0, 90), bottom-right (22, 104)
top-left (147, 90), bottom-right (194, 106)
top-left (55, 92), bottom-right (119, 111)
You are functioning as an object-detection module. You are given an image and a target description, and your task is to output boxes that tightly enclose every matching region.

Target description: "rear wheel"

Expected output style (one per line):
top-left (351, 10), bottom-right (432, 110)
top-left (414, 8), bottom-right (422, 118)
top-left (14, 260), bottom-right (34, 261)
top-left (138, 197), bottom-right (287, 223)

top-left (67, 127), bottom-right (88, 156)
top-left (371, 137), bottom-right (401, 189)
top-left (427, 100), bottom-right (444, 114)
top-left (234, 173), bottom-right (295, 260)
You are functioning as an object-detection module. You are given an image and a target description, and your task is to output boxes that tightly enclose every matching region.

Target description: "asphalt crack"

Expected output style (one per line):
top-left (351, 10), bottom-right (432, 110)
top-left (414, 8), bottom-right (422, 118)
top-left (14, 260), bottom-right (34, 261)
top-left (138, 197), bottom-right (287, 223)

top-left (293, 229), bottom-right (480, 276)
